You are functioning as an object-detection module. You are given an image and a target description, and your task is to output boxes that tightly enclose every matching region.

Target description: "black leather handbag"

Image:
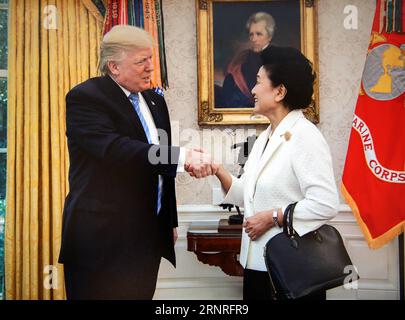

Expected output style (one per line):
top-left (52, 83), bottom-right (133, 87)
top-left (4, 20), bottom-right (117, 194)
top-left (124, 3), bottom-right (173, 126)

top-left (264, 202), bottom-right (355, 299)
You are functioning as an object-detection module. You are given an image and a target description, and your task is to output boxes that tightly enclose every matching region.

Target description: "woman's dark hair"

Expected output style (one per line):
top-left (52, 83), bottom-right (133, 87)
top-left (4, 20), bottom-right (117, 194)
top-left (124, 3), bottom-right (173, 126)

top-left (260, 46), bottom-right (316, 110)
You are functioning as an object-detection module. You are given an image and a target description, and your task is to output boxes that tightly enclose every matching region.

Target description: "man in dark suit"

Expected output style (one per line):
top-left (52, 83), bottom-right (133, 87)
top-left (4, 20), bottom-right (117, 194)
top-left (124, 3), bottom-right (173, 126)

top-left (58, 25), bottom-right (216, 299)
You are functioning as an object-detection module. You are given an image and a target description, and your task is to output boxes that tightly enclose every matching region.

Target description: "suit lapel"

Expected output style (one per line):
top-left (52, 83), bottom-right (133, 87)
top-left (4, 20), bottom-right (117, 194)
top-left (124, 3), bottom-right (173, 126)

top-left (245, 128), bottom-right (271, 205)
top-left (249, 110), bottom-right (304, 199)
top-left (100, 76), bottom-right (149, 141)
top-left (254, 131), bottom-right (283, 182)
top-left (141, 90), bottom-right (165, 131)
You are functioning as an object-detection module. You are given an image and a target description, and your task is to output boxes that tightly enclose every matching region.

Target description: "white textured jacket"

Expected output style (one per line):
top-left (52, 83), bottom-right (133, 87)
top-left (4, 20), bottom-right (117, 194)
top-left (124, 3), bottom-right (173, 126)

top-left (222, 110), bottom-right (339, 271)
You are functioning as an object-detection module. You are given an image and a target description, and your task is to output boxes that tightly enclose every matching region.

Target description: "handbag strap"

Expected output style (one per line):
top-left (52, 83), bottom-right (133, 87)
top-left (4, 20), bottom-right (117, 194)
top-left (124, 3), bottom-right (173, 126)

top-left (284, 202), bottom-right (298, 237)
top-left (283, 203), bottom-right (293, 234)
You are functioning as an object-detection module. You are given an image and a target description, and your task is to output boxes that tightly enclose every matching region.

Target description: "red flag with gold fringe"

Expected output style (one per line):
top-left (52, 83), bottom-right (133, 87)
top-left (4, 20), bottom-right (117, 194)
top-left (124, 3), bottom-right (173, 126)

top-left (341, 0), bottom-right (405, 249)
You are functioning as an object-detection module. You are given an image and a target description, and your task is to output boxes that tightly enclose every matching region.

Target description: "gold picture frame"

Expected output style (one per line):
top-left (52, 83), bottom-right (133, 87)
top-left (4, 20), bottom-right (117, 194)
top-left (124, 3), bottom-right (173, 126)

top-left (197, 0), bottom-right (319, 125)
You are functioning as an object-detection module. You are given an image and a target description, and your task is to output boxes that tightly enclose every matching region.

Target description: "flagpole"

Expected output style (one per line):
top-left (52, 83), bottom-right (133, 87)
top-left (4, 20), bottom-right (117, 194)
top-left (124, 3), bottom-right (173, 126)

top-left (399, 234), bottom-right (404, 300)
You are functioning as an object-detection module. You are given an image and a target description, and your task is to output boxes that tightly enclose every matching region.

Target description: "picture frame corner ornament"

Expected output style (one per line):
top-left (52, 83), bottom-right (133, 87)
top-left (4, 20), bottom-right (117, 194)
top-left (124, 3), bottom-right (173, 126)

top-left (199, 0), bottom-right (208, 10)
top-left (200, 101), bottom-right (223, 124)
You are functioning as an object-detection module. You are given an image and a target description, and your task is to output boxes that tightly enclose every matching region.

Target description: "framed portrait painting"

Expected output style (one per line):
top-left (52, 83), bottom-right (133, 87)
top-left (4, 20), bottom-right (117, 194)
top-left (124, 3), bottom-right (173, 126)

top-left (197, 0), bottom-right (319, 125)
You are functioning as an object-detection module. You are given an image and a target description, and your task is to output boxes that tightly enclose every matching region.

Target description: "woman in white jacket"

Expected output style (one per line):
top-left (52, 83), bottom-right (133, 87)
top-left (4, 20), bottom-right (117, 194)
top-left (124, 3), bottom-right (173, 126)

top-left (214, 46), bottom-right (339, 300)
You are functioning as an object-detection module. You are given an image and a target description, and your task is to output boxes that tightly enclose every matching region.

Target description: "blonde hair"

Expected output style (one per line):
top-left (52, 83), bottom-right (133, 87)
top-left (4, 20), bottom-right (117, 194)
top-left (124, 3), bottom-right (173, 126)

top-left (246, 12), bottom-right (276, 38)
top-left (98, 25), bottom-right (154, 75)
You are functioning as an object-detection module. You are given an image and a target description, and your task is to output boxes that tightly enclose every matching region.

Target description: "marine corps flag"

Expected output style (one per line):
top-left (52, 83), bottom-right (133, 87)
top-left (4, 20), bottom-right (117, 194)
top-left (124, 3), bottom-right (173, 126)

top-left (341, 0), bottom-right (405, 249)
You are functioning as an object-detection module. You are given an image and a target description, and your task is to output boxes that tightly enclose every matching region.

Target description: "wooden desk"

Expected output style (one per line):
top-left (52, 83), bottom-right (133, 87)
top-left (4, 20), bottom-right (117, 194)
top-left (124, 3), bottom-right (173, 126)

top-left (187, 220), bottom-right (243, 277)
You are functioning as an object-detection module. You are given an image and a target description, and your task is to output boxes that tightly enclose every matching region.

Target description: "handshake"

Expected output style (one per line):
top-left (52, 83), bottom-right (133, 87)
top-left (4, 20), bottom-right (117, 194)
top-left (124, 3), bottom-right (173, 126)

top-left (184, 148), bottom-right (220, 178)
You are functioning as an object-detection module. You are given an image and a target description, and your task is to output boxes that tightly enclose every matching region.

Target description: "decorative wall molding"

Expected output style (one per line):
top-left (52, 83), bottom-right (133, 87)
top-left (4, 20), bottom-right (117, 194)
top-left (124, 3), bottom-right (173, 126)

top-left (156, 277), bottom-right (242, 289)
top-left (177, 204), bottom-right (354, 221)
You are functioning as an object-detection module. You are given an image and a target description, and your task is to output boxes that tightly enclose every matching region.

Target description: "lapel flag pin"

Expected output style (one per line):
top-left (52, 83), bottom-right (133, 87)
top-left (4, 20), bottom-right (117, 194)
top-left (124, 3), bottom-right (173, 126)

top-left (282, 131), bottom-right (292, 141)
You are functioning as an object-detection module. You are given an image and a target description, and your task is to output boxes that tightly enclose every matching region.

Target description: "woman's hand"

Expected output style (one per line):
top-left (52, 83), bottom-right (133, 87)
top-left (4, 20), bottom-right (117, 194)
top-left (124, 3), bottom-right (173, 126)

top-left (243, 211), bottom-right (274, 241)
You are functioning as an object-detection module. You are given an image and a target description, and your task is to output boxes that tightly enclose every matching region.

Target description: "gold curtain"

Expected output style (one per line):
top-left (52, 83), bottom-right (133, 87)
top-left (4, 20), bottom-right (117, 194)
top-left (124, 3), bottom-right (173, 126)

top-left (6, 0), bottom-right (102, 300)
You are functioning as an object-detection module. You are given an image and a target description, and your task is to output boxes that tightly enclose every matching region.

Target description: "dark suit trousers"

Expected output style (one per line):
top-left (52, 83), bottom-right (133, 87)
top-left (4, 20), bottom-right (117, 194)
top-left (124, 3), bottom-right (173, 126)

top-left (64, 258), bottom-right (161, 300)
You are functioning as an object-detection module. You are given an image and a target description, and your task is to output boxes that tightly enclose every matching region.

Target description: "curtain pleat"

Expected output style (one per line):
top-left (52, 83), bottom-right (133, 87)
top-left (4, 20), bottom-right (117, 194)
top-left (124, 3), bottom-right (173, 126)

top-left (5, 0), bottom-right (103, 300)
top-left (80, 0), bottom-right (105, 22)
top-left (39, 0), bottom-right (51, 300)
top-left (47, 0), bottom-right (64, 300)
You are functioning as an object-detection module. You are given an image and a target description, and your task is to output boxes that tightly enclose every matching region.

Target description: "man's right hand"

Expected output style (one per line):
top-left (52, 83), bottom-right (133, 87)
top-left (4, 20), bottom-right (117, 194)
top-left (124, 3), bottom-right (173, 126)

top-left (184, 148), bottom-right (219, 178)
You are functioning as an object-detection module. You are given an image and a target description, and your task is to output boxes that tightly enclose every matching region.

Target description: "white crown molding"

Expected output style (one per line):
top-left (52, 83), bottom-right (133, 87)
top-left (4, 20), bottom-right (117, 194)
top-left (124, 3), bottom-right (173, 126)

top-left (177, 204), bottom-right (355, 224)
top-left (178, 203), bottom-right (352, 213)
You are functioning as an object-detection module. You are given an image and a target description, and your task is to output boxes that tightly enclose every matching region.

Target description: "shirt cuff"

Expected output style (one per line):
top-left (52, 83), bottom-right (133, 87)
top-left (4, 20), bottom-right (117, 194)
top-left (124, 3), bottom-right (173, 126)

top-left (176, 147), bottom-right (186, 173)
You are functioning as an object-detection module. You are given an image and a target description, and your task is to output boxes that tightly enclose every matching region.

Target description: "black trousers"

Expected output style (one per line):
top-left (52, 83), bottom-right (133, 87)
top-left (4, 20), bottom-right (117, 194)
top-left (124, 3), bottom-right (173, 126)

top-left (64, 260), bottom-right (160, 300)
top-left (243, 269), bottom-right (326, 301)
